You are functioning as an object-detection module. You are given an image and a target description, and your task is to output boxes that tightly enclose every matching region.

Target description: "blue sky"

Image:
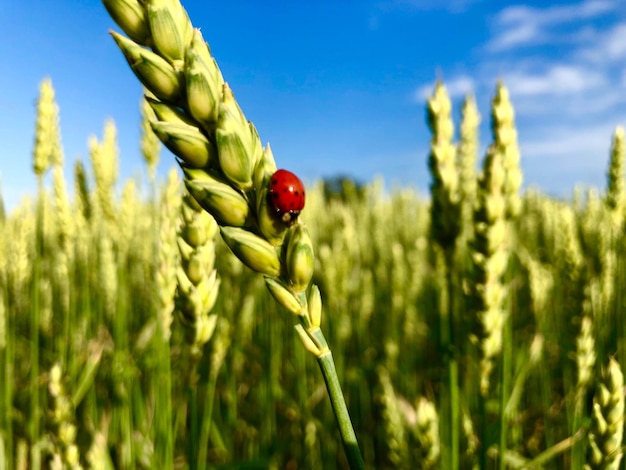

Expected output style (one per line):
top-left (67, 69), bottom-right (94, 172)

top-left (1, 0), bottom-right (625, 210)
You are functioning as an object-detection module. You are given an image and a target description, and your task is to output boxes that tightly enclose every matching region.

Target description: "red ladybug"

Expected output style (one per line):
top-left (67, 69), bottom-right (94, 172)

top-left (268, 169), bottom-right (306, 226)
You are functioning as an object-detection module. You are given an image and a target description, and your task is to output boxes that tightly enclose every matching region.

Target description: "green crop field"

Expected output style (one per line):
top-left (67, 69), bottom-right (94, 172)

top-left (1, 1), bottom-right (625, 469)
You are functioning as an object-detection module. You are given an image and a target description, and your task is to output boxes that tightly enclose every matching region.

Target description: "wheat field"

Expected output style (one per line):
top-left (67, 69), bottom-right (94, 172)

top-left (1, 1), bottom-right (626, 469)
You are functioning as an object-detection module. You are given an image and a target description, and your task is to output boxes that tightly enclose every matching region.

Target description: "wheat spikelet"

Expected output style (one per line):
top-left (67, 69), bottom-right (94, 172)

top-left (458, 93), bottom-right (480, 240)
top-left (491, 82), bottom-right (522, 220)
top-left (33, 77), bottom-right (62, 177)
top-left (52, 164), bottom-right (73, 322)
top-left (468, 144), bottom-right (508, 396)
top-left (89, 120), bottom-right (119, 224)
top-left (39, 277), bottom-right (53, 337)
top-left (98, 232), bottom-right (117, 319)
top-left (47, 364), bottom-right (83, 470)
top-left (86, 432), bottom-right (111, 470)
top-left (412, 396), bottom-right (441, 469)
top-left (5, 200), bottom-right (33, 315)
top-left (157, 167), bottom-right (182, 341)
top-left (52, 165), bottom-right (73, 247)
top-left (605, 126), bottom-right (625, 226)
top-left (585, 357), bottom-right (624, 469)
top-left (118, 178), bottom-right (138, 257)
top-left (427, 81), bottom-right (461, 252)
top-left (73, 160), bottom-right (91, 221)
top-left (140, 96), bottom-right (162, 181)
top-left (576, 314), bottom-right (596, 390)
top-left (175, 189), bottom-right (220, 359)
top-left (519, 253), bottom-right (554, 324)
top-left (375, 366), bottom-right (409, 468)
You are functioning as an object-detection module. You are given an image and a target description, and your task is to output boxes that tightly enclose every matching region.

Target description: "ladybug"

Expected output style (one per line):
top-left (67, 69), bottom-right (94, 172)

top-left (268, 169), bottom-right (306, 226)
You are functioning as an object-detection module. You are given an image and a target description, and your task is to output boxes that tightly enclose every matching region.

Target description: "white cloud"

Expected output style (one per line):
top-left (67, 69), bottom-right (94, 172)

top-left (504, 64), bottom-right (605, 96)
top-left (521, 123), bottom-right (614, 160)
top-left (489, 21), bottom-right (541, 52)
top-left (487, 0), bottom-right (618, 51)
top-left (578, 22), bottom-right (626, 62)
top-left (605, 23), bottom-right (626, 59)
top-left (445, 75), bottom-right (476, 97)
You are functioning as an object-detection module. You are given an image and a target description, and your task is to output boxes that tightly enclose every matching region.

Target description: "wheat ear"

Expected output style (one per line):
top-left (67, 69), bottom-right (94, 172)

top-left (585, 357), bottom-right (624, 470)
top-left (103, 0), bottom-right (363, 467)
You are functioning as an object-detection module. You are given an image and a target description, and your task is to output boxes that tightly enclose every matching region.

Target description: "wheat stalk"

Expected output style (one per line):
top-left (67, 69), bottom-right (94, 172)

top-left (426, 80), bottom-right (461, 469)
top-left (140, 96), bottom-right (162, 182)
top-left (103, 0), bottom-right (363, 466)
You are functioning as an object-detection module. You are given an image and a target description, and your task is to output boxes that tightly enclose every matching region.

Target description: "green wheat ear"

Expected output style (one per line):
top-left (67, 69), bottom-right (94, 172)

top-left (107, 1), bottom-right (317, 328)
top-left (175, 190), bottom-right (220, 359)
top-left (104, 0), bottom-right (364, 467)
top-left (33, 77), bottom-right (62, 178)
top-left (491, 82), bottom-right (522, 220)
top-left (48, 363), bottom-right (83, 470)
top-left (428, 81), bottom-right (461, 252)
top-left (605, 126), bottom-right (625, 226)
top-left (469, 144), bottom-right (507, 396)
top-left (457, 93), bottom-right (480, 241)
top-left (585, 357), bottom-right (624, 470)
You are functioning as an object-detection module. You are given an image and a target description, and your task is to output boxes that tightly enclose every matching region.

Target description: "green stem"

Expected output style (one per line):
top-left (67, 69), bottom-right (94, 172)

top-left (155, 340), bottom-right (173, 469)
top-left (479, 390), bottom-right (487, 469)
top-left (30, 178), bottom-right (43, 470)
top-left (449, 356), bottom-right (460, 470)
top-left (2, 286), bottom-right (13, 468)
top-left (442, 248), bottom-right (459, 470)
top-left (188, 383), bottom-right (198, 470)
top-left (296, 293), bottom-right (364, 468)
top-left (499, 310), bottom-right (511, 470)
top-left (197, 367), bottom-right (218, 470)
top-left (316, 345), bottom-right (364, 469)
